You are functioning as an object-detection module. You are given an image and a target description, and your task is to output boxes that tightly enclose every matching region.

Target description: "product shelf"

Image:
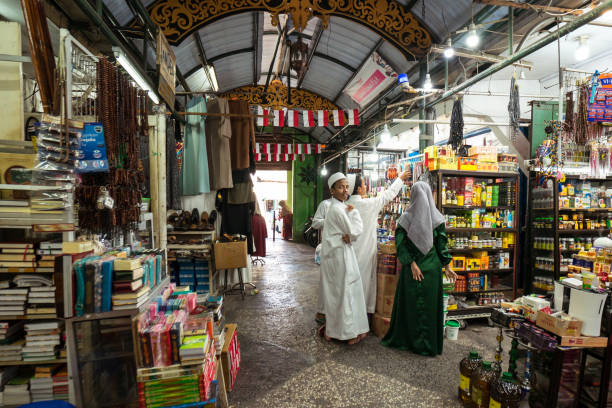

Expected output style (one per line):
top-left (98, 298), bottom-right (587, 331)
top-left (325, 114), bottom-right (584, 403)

top-left (0, 358), bottom-right (67, 366)
top-left (435, 170), bottom-right (517, 178)
top-left (446, 228), bottom-right (517, 233)
top-left (557, 229), bottom-right (611, 235)
top-left (448, 248), bottom-right (511, 254)
top-left (442, 205), bottom-right (515, 210)
top-left (454, 268), bottom-right (514, 274)
top-left (558, 208), bottom-right (612, 212)
top-left (450, 285), bottom-right (513, 295)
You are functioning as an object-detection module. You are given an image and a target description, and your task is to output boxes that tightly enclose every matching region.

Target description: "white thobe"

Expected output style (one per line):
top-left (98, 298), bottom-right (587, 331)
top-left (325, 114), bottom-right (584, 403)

top-left (312, 199), bottom-right (331, 313)
top-left (320, 198), bottom-right (368, 340)
top-left (346, 178), bottom-right (405, 313)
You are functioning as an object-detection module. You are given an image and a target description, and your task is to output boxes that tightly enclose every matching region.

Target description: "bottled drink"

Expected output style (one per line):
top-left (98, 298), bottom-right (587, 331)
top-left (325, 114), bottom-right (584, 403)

top-left (489, 372), bottom-right (521, 408)
top-left (459, 350), bottom-right (481, 406)
top-left (471, 360), bottom-right (496, 408)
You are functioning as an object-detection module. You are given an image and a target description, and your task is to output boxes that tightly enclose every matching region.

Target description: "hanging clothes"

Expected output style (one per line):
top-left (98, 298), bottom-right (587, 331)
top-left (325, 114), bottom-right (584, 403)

top-left (320, 198), bottom-right (368, 341)
top-left (166, 116), bottom-right (182, 209)
top-left (251, 197), bottom-right (267, 257)
top-left (218, 185), bottom-right (255, 255)
top-left (228, 100), bottom-right (254, 170)
top-left (205, 97), bottom-right (233, 190)
top-left (346, 177), bottom-right (405, 313)
top-left (181, 96), bottom-right (210, 196)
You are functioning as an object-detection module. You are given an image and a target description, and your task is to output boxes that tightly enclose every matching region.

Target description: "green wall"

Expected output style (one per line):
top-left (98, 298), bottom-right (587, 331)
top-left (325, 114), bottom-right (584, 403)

top-left (292, 155), bottom-right (315, 243)
top-left (530, 101), bottom-right (559, 159)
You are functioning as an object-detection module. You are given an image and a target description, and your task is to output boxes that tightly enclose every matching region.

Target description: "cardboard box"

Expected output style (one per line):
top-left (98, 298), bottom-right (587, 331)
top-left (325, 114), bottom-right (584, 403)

top-left (214, 241), bottom-right (247, 270)
top-left (458, 157), bottom-right (477, 171)
top-left (372, 313), bottom-right (391, 338)
top-left (536, 311), bottom-right (583, 337)
top-left (377, 273), bottom-right (398, 297)
top-left (559, 335), bottom-right (608, 348)
top-left (221, 323), bottom-right (241, 391)
top-left (382, 295), bottom-right (394, 317)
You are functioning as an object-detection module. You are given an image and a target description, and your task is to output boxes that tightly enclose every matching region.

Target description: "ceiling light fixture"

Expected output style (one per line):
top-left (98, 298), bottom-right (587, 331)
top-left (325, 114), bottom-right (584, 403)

top-left (443, 38), bottom-right (455, 58)
top-left (466, 24), bottom-right (480, 49)
top-left (112, 46), bottom-right (160, 104)
top-left (206, 65), bottom-right (219, 92)
top-left (320, 165), bottom-right (328, 176)
top-left (380, 124), bottom-right (392, 143)
top-left (575, 36), bottom-right (590, 62)
top-left (423, 74), bottom-right (433, 92)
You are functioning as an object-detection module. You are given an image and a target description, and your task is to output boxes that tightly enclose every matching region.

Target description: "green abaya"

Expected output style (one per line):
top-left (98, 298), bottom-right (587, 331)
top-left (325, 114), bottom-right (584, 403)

top-left (381, 224), bottom-right (452, 356)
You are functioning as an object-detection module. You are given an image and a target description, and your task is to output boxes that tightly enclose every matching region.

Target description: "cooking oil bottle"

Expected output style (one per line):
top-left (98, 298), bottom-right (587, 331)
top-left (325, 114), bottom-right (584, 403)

top-left (459, 350), bottom-right (481, 406)
top-left (471, 360), bottom-right (496, 408)
top-left (489, 372), bottom-right (521, 408)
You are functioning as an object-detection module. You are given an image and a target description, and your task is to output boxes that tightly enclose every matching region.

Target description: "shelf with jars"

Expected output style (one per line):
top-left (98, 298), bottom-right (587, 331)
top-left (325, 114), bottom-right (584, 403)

top-left (527, 172), bottom-right (612, 291)
top-left (431, 170), bottom-right (519, 322)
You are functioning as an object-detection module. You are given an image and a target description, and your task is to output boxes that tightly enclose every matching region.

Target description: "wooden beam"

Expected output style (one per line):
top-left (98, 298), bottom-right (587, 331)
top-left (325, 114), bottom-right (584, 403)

top-left (193, 33), bottom-right (215, 89)
top-left (175, 67), bottom-right (191, 93)
top-left (297, 21), bottom-right (324, 89)
top-left (473, 0), bottom-right (583, 15)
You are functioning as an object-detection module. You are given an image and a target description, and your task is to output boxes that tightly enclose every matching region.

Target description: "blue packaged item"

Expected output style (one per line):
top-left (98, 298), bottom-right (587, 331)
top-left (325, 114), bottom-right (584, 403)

top-left (75, 122), bottom-right (109, 173)
top-left (101, 259), bottom-right (114, 312)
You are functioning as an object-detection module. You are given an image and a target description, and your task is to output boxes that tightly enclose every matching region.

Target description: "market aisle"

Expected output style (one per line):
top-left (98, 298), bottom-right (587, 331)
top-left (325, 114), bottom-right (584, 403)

top-left (223, 239), bottom-right (504, 407)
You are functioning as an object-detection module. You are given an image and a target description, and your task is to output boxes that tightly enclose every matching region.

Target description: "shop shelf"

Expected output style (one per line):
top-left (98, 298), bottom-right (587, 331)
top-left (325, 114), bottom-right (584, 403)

top-left (451, 285), bottom-right (512, 295)
top-left (0, 358), bottom-right (67, 366)
top-left (434, 170), bottom-right (517, 178)
top-left (557, 229), bottom-right (611, 235)
top-left (558, 208), bottom-right (612, 212)
top-left (455, 268), bottom-right (514, 274)
top-left (442, 205), bottom-right (515, 210)
top-left (448, 248), bottom-right (510, 254)
top-left (532, 208), bottom-right (555, 211)
top-left (446, 228), bottom-right (517, 233)
top-left (0, 314), bottom-right (59, 320)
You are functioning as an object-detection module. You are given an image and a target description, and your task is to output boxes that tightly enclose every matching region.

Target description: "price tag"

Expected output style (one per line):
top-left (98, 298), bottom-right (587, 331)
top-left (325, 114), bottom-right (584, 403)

top-left (104, 196), bottom-right (114, 209)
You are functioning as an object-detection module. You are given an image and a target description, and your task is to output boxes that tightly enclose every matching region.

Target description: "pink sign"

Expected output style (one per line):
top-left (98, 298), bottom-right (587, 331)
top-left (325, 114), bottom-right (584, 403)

top-left (352, 69), bottom-right (386, 103)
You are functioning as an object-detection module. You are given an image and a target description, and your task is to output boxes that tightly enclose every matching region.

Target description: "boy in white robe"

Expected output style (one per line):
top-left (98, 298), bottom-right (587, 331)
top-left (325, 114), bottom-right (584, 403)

top-left (319, 172), bottom-right (369, 344)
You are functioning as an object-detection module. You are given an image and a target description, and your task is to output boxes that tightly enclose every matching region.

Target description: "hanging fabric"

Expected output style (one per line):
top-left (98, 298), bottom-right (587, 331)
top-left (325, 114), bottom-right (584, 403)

top-left (228, 100), bottom-right (253, 171)
top-left (508, 76), bottom-right (520, 143)
top-left (166, 116), bottom-right (182, 209)
top-left (181, 96), bottom-right (210, 196)
top-left (206, 97), bottom-right (233, 190)
top-left (449, 99), bottom-right (464, 153)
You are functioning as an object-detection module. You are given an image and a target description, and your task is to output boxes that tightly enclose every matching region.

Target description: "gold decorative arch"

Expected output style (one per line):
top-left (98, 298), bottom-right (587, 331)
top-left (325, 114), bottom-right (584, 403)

top-left (133, 0), bottom-right (432, 58)
top-left (219, 82), bottom-right (338, 111)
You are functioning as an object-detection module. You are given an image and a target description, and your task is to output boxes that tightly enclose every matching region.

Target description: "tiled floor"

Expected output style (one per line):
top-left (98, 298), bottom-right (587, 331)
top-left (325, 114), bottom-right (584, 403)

top-left (224, 239), bottom-right (506, 407)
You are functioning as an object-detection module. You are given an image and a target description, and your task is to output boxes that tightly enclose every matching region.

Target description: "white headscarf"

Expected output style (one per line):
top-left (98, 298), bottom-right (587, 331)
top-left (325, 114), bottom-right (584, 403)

top-left (398, 181), bottom-right (445, 255)
top-left (328, 172), bottom-right (346, 189)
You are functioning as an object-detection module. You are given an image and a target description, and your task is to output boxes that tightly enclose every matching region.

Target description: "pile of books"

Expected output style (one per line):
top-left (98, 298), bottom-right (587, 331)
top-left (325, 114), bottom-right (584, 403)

top-left (0, 340), bottom-right (23, 362)
top-left (22, 322), bottom-right (61, 362)
top-left (52, 367), bottom-right (69, 400)
top-left (0, 321), bottom-right (24, 344)
top-left (179, 335), bottom-right (210, 365)
top-left (0, 287), bottom-right (27, 317)
top-left (27, 286), bottom-right (56, 317)
top-left (3, 374), bottom-right (31, 405)
top-left (29, 365), bottom-right (65, 402)
top-left (112, 258), bottom-right (150, 311)
top-left (0, 242), bottom-right (36, 270)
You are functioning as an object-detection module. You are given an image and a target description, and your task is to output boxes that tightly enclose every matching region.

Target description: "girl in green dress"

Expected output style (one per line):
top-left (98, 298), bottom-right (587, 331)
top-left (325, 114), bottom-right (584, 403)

top-left (382, 181), bottom-right (457, 356)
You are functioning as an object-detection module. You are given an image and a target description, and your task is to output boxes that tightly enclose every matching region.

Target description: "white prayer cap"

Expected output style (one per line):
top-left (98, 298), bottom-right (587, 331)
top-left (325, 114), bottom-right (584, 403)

top-left (347, 174), bottom-right (356, 195)
top-left (328, 172), bottom-right (347, 189)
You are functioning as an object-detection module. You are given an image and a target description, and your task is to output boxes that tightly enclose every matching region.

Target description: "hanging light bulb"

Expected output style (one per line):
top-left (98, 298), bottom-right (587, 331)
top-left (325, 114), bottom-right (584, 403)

top-left (575, 36), bottom-right (590, 61)
top-left (443, 38), bottom-right (455, 58)
top-left (321, 165), bottom-right (328, 176)
top-left (466, 24), bottom-right (480, 49)
top-left (423, 74), bottom-right (433, 92)
top-left (519, 70), bottom-right (526, 80)
top-left (380, 124), bottom-right (392, 143)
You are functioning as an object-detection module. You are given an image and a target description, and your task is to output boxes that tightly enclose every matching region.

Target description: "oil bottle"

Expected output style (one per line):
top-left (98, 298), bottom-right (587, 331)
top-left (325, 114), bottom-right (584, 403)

top-left (459, 350), bottom-right (481, 406)
top-left (489, 372), bottom-right (521, 408)
top-left (471, 360), bottom-right (497, 408)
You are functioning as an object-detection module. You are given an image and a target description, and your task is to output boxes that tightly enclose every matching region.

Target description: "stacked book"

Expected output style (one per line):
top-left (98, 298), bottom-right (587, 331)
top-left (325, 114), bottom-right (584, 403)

top-left (3, 374), bottom-right (32, 405)
top-left (0, 287), bottom-right (27, 317)
top-left (112, 258), bottom-right (149, 311)
top-left (22, 322), bottom-right (61, 362)
top-left (26, 286), bottom-right (56, 317)
top-left (52, 367), bottom-right (69, 400)
top-left (0, 340), bottom-right (23, 363)
top-left (179, 335), bottom-right (210, 365)
top-left (0, 242), bottom-right (36, 270)
top-left (30, 376), bottom-right (53, 402)
top-left (0, 321), bottom-right (24, 344)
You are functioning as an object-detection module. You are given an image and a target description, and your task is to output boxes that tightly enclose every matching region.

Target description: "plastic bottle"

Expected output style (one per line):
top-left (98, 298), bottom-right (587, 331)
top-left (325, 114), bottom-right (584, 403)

top-left (471, 360), bottom-right (496, 408)
top-left (489, 372), bottom-right (521, 408)
top-left (459, 350), bottom-right (482, 406)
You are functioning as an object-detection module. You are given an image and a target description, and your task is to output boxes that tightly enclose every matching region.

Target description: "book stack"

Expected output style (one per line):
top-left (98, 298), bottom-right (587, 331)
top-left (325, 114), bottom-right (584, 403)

top-left (52, 367), bottom-right (69, 400)
top-left (22, 322), bottom-right (61, 362)
top-left (0, 242), bottom-right (36, 270)
top-left (0, 340), bottom-right (24, 362)
top-left (113, 258), bottom-right (150, 311)
top-left (3, 374), bottom-right (32, 405)
top-left (27, 286), bottom-right (56, 317)
top-left (0, 321), bottom-right (24, 344)
top-left (30, 376), bottom-right (53, 402)
top-left (179, 335), bottom-right (209, 365)
top-left (0, 287), bottom-right (27, 317)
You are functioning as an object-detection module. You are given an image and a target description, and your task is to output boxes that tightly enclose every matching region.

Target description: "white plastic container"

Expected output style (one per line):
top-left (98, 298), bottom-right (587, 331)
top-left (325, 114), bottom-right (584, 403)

top-left (569, 288), bottom-right (608, 336)
top-left (446, 320), bottom-right (460, 340)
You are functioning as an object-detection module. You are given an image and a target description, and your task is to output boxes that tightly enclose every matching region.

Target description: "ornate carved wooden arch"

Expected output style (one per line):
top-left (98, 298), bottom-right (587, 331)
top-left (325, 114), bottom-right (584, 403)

top-left (219, 82), bottom-right (338, 111)
top-left (133, 0), bottom-right (433, 59)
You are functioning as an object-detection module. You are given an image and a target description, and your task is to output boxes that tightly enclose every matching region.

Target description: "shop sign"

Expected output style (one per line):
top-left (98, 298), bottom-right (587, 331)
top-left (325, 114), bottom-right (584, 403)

top-left (156, 29), bottom-right (176, 106)
top-left (344, 52), bottom-right (397, 107)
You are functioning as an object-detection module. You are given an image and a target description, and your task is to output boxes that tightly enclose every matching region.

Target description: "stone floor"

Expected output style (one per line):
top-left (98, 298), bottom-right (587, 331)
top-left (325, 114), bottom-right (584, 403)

top-left (224, 238), bottom-right (508, 407)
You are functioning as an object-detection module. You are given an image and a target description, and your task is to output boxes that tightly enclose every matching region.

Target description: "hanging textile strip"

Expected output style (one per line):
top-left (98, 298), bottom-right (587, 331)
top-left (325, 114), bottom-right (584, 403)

top-left (253, 107), bottom-right (359, 128)
top-left (254, 153), bottom-right (307, 162)
top-left (255, 144), bottom-right (324, 155)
